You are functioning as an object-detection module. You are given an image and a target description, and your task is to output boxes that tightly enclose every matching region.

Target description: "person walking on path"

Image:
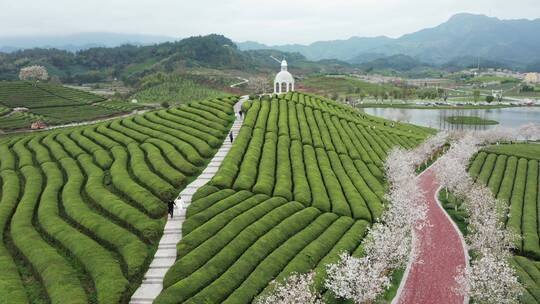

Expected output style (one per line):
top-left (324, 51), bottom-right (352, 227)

top-left (168, 196), bottom-right (184, 219)
top-left (167, 200), bottom-right (176, 219)
top-left (229, 132), bottom-right (234, 143)
top-left (238, 110), bottom-right (243, 119)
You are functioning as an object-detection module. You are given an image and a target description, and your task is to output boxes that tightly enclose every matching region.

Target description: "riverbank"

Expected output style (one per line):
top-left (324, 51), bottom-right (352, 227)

top-left (357, 102), bottom-right (534, 110)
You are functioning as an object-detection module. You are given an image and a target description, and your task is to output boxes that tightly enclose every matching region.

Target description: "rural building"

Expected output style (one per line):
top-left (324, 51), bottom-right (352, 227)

top-left (524, 72), bottom-right (540, 84)
top-left (274, 60), bottom-right (295, 94)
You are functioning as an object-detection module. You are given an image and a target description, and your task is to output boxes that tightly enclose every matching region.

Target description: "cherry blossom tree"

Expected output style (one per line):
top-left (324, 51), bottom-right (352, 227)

top-left (256, 272), bottom-right (322, 304)
top-left (435, 130), bottom-right (522, 303)
top-left (325, 253), bottom-right (391, 302)
top-left (19, 65), bottom-right (49, 83)
top-left (519, 123), bottom-right (540, 142)
top-left (455, 252), bottom-right (522, 304)
top-left (324, 144), bottom-right (433, 303)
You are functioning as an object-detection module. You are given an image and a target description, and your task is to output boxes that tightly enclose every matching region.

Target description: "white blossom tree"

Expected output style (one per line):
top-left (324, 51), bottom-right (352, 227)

top-left (256, 272), bottom-right (322, 304)
top-left (435, 130), bottom-right (522, 303)
top-left (455, 252), bottom-right (522, 304)
top-left (324, 143), bottom-right (436, 303)
top-left (519, 123), bottom-right (540, 142)
top-left (19, 65), bottom-right (49, 83)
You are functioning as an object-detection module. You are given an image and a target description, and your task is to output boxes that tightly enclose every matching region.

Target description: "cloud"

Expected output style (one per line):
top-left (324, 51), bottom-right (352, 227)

top-left (0, 0), bottom-right (538, 44)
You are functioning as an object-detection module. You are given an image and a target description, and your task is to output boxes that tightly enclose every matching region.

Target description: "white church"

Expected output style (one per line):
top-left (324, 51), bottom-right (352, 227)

top-left (274, 60), bottom-right (295, 94)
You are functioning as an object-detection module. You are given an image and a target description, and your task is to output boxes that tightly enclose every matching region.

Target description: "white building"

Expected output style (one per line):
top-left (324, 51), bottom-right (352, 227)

top-left (274, 60), bottom-right (295, 94)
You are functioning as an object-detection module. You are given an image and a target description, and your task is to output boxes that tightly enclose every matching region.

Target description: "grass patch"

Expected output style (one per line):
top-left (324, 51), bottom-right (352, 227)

top-left (445, 116), bottom-right (499, 125)
top-left (438, 189), bottom-right (468, 237)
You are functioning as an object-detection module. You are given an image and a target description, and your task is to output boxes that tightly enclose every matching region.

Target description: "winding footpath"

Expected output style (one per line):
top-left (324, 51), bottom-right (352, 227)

top-left (394, 165), bottom-right (469, 304)
top-left (230, 77), bottom-right (249, 88)
top-left (130, 96), bottom-right (246, 304)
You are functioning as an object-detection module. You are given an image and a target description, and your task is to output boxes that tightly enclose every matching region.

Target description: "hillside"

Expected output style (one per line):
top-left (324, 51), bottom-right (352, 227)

top-left (0, 96), bottom-right (237, 303)
top-left (0, 81), bottom-right (144, 131)
top-left (237, 13), bottom-right (540, 68)
top-left (0, 35), bottom-right (350, 85)
top-left (155, 92), bottom-right (433, 303)
top-left (356, 54), bottom-right (432, 71)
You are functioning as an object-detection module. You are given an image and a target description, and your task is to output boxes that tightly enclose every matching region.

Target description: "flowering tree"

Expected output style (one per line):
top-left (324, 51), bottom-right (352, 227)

top-left (519, 123), bottom-right (540, 142)
top-left (255, 272), bottom-right (322, 304)
top-left (435, 130), bottom-right (522, 303)
top-left (455, 252), bottom-right (522, 304)
top-left (19, 65), bottom-right (49, 83)
top-left (325, 253), bottom-right (391, 302)
top-left (324, 142), bottom-right (437, 303)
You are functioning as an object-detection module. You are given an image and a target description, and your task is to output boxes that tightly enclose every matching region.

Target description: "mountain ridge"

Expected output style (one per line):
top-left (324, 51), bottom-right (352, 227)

top-left (0, 32), bottom-right (177, 52)
top-left (236, 13), bottom-right (540, 67)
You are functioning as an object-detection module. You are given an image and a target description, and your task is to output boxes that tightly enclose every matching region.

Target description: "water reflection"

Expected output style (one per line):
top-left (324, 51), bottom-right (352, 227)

top-left (362, 107), bottom-right (540, 130)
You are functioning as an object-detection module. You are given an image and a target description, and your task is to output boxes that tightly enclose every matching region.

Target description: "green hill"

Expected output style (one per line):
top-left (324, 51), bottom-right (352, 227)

top-left (0, 96), bottom-right (237, 303)
top-left (0, 81), bottom-right (142, 131)
top-left (0, 91), bottom-right (436, 303)
top-left (156, 92), bottom-right (433, 303)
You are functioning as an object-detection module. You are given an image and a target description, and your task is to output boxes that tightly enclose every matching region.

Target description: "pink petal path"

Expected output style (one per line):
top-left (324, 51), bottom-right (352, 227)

top-left (394, 166), bottom-right (468, 304)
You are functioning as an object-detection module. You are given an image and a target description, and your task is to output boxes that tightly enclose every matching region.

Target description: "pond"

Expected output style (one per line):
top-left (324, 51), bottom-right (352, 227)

top-left (362, 106), bottom-right (540, 130)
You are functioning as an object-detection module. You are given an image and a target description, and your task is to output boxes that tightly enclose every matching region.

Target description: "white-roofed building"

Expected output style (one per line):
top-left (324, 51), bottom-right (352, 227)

top-left (274, 60), bottom-right (295, 94)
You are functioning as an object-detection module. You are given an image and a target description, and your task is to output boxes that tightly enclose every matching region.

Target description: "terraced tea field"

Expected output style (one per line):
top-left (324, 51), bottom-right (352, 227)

top-left (0, 97), bottom-right (237, 303)
top-left (467, 145), bottom-right (540, 303)
top-left (155, 92), bottom-right (434, 303)
top-left (0, 81), bottom-right (144, 131)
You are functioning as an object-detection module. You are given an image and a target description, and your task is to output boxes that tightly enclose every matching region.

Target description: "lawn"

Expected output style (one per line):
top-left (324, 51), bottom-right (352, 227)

top-left (444, 116), bottom-right (499, 125)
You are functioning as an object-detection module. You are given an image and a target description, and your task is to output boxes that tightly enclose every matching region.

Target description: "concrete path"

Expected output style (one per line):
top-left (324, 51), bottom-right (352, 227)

top-left (394, 166), bottom-right (468, 304)
top-left (230, 77), bottom-right (249, 88)
top-left (130, 96), bottom-right (247, 304)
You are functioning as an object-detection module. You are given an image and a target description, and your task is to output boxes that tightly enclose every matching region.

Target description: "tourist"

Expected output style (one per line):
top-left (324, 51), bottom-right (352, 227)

top-left (238, 110), bottom-right (243, 119)
top-left (229, 132), bottom-right (234, 142)
top-left (168, 200), bottom-right (176, 219)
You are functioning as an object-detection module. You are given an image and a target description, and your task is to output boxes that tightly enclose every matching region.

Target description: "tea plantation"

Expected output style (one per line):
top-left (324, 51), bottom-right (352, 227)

top-left (0, 81), bottom-right (142, 131)
top-left (0, 97), bottom-right (237, 303)
top-left (467, 145), bottom-right (540, 303)
top-left (155, 92), bottom-right (434, 303)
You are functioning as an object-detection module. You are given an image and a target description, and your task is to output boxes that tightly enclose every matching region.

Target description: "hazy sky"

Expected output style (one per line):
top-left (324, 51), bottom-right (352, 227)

top-left (1, 0), bottom-right (539, 44)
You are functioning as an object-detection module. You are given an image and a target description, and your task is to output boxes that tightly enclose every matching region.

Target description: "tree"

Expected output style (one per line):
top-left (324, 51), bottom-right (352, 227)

top-left (485, 95), bottom-right (494, 103)
top-left (19, 65), bottom-right (49, 83)
top-left (473, 90), bottom-right (481, 102)
top-left (248, 77), bottom-right (270, 94)
top-left (455, 253), bottom-right (522, 304)
top-left (256, 273), bottom-right (322, 304)
top-left (359, 92), bottom-right (366, 102)
top-left (161, 101), bottom-right (170, 108)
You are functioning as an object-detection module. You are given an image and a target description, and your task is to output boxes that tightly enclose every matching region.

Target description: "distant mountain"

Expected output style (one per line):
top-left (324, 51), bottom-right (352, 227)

top-left (237, 13), bottom-right (540, 68)
top-left (0, 32), bottom-right (176, 52)
top-left (526, 61), bottom-right (540, 72)
top-left (357, 54), bottom-right (431, 71)
top-left (237, 36), bottom-right (394, 62)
